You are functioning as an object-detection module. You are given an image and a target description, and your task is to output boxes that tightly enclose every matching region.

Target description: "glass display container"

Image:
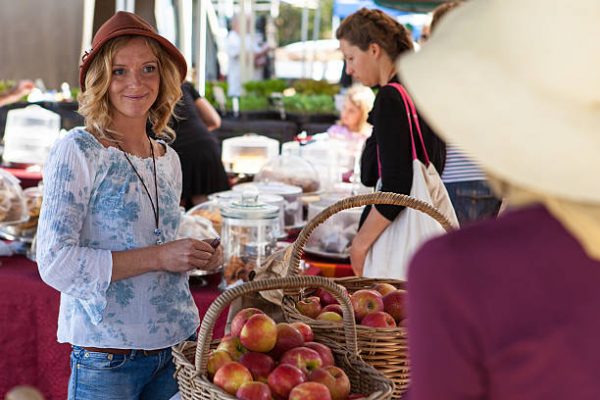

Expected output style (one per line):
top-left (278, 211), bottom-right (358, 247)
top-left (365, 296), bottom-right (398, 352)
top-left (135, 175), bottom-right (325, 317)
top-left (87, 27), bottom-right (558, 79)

top-left (232, 182), bottom-right (303, 229)
top-left (210, 190), bottom-right (286, 238)
top-left (254, 154), bottom-right (320, 194)
top-left (304, 194), bottom-right (363, 260)
top-left (2, 105), bottom-right (61, 166)
top-left (186, 200), bottom-right (223, 234)
top-left (220, 190), bottom-right (279, 286)
top-left (221, 134), bottom-right (280, 175)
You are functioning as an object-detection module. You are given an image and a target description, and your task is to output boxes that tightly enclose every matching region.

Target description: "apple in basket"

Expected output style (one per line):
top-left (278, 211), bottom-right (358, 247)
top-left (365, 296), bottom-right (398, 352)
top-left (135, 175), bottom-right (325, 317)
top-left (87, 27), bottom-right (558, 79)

top-left (322, 304), bottom-right (343, 316)
top-left (371, 282), bottom-right (398, 296)
top-left (267, 364), bottom-right (306, 399)
top-left (240, 313), bottom-right (278, 353)
top-left (231, 307), bottom-right (265, 338)
top-left (239, 352), bottom-right (275, 382)
top-left (315, 287), bottom-right (346, 306)
top-left (297, 296), bottom-right (322, 319)
top-left (270, 322), bottom-right (305, 358)
top-left (237, 381), bottom-right (272, 400)
top-left (309, 366), bottom-right (351, 400)
top-left (216, 336), bottom-right (248, 361)
top-left (304, 341), bottom-right (335, 367)
top-left (382, 289), bottom-right (407, 323)
top-left (317, 311), bottom-right (343, 322)
top-left (280, 346), bottom-right (323, 375)
top-left (206, 350), bottom-right (232, 379)
top-left (289, 382), bottom-right (332, 400)
top-left (291, 321), bottom-right (314, 342)
top-left (360, 311), bottom-right (397, 328)
top-left (350, 290), bottom-right (384, 320)
top-left (213, 361), bottom-right (253, 395)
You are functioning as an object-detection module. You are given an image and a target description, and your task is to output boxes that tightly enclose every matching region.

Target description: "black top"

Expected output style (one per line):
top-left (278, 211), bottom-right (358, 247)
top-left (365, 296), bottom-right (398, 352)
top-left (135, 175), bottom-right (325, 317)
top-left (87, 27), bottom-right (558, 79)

top-left (170, 82), bottom-right (218, 150)
top-left (360, 76), bottom-right (446, 223)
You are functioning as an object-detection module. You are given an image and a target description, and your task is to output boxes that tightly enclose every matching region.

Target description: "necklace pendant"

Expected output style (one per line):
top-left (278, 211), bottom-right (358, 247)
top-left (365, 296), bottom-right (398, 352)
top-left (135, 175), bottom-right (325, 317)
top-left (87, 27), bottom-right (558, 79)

top-left (154, 228), bottom-right (163, 245)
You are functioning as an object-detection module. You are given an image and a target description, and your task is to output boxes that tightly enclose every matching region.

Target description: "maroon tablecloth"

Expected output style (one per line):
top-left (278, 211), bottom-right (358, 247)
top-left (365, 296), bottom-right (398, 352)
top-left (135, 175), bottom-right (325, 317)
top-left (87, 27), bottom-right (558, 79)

top-left (0, 256), bottom-right (226, 400)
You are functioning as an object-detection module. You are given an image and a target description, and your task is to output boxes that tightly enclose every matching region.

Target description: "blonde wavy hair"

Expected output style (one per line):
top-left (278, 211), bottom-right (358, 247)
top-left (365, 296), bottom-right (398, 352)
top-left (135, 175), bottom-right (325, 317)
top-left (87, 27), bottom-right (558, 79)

top-left (78, 35), bottom-right (182, 143)
top-left (341, 84), bottom-right (375, 134)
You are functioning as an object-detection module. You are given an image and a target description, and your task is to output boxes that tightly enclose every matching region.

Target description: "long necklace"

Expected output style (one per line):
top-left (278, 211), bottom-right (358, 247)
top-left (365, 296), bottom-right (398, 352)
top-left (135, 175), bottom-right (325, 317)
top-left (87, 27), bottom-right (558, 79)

top-left (118, 136), bottom-right (163, 245)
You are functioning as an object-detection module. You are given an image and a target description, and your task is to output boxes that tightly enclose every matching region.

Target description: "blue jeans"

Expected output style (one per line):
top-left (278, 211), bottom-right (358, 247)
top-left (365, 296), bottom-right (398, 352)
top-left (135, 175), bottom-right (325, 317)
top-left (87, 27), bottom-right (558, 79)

top-left (445, 180), bottom-right (502, 226)
top-left (68, 346), bottom-right (178, 400)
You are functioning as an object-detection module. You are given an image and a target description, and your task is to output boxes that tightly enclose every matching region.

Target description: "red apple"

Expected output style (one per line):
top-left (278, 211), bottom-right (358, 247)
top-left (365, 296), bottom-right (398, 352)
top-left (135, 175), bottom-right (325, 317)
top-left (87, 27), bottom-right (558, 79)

top-left (270, 322), bottom-right (305, 358)
top-left (317, 311), bottom-right (343, 322)
top-left (297, 296), bottom-right (322, 319)
top-left (207, 350), bottom-right (232, 380)
top-left (231, 307), bottom-right (265, 337)
top-left (267, 364), bottom-right (305, 399)
top-left (239, 352), bottom-right (275, 382)
top-left (240, 314), bottom-right (278, 353)
top-left (322, 304), bottom-right (344, 316)
top-left (370, 282), bottom-right (398, 296)
top-left (382, 289), bottom-right (407, 323)
top-left (236, 381), bottom-right (272, 400)
top-left (280, 346), bottom-right (323, 375)
top-left (315, 288), bottom-right (339, 306)
top-left (291, 321), bottom-right (314, 343)
top-left (309, 366), bottom-right (351, 400)
top-left (360, 311), bottom-right (397, 328)
top-left (216, 336), bottom-right (248, 361)
top-left (213, 361), bottom-right (253, 395)
top-left (289, 382), bottom-right (332, 400)
top-left (350, 290), bottom-right (384, 320)
top-left (304, 342), bottom-right (335, 367)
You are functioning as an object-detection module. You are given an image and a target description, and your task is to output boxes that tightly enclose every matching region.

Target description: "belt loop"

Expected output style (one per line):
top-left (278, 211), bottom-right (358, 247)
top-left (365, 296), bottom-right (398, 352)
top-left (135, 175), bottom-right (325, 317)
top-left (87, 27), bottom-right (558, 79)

top-left (130, 349), bottom-right (138, 360)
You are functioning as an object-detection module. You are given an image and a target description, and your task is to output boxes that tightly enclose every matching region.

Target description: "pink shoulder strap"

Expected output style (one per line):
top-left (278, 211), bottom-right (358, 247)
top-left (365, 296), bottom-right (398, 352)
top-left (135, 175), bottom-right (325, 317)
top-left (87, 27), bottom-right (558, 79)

top-left (376, 82), bottom-right (430, 179)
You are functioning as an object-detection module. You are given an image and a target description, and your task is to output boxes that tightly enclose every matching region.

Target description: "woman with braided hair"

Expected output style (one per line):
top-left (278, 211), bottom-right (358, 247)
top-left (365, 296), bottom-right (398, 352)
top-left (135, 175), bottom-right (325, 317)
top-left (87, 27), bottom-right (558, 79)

top-left (337, 8), bottom-right (447, 276)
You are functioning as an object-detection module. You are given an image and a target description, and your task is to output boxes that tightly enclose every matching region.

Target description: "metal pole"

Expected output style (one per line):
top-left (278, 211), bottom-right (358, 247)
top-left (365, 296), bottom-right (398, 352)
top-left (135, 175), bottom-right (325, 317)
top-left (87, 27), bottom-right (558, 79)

top-left (310, 4), bottom-right (320, 79)
top-left (196, 0), bottom-right (208, 95)
top-left (301, 4), bottom-right (309, 79)
top-left (81, 0), bottom-right (96, 56)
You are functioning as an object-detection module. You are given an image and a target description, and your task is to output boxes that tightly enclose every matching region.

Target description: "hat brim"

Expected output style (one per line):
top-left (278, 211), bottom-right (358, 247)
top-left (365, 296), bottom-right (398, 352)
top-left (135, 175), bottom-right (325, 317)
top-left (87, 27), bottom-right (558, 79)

top-left (79, 27), bottom-right (187, 91)
top-left (399, 35), bottom-right (600, 203)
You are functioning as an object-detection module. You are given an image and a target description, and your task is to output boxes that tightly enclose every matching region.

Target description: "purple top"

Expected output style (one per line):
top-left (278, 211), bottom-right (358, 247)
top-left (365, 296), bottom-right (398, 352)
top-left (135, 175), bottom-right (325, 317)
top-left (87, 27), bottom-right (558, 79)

top-left (407, 204), bottom-right (600, 400)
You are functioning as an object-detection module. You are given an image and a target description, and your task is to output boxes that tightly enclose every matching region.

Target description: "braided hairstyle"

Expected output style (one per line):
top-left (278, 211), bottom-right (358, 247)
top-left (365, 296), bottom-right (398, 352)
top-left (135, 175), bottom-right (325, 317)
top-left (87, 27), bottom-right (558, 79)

top-left (336, 8), bottom-right (413, 61)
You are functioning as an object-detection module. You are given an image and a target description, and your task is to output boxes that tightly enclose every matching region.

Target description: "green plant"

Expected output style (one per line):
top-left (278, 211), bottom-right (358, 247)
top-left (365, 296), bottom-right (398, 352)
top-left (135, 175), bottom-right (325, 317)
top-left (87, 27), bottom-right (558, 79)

top-left (239, 95), bottom-right (270, 112)
top-left (282, 94), bottom-right (336, 114)
top-left (292, 79), bottom-right (339, 96)
top-left (243, 79), bottom-right (288, 97)
top-left (0, 80), bottom-right (17, 95)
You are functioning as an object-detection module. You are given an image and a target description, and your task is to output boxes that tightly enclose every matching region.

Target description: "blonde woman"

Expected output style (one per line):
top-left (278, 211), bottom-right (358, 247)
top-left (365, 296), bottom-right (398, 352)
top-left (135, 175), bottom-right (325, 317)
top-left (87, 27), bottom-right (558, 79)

top-left (36, 12), bottom-right (222, 399)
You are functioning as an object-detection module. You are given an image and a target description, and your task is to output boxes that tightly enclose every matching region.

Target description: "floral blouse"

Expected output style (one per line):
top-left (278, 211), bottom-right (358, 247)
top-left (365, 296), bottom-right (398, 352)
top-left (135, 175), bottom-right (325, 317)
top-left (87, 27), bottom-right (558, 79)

top-left (36, 128), bottom-right (199, 349)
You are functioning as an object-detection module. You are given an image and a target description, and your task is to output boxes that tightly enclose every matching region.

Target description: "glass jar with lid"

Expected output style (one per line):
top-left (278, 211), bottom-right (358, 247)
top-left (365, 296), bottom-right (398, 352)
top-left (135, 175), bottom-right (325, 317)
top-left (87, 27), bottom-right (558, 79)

top-left (220, 189), bottom-right (279, 287)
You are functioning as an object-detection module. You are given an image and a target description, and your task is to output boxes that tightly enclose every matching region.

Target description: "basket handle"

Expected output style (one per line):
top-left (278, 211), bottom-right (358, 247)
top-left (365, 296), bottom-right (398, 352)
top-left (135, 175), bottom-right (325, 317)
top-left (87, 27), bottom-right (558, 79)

top-left (194, 275), bottom-right (358, 377)
top-left (287, 192), bottom-right (455, 277)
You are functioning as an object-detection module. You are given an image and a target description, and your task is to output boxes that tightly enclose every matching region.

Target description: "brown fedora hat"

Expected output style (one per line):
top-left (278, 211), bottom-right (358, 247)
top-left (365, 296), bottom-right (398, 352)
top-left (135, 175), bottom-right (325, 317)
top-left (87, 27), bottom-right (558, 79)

top-left (79, 11), bottom-right (187, 91)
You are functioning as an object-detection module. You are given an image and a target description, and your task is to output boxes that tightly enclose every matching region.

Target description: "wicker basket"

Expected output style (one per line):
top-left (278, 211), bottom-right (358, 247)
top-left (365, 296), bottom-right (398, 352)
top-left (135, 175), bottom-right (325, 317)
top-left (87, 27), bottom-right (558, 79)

top-left (172, 275), bottom-right (394, 400)
top-left (281, 192), bottom-right (455, 398)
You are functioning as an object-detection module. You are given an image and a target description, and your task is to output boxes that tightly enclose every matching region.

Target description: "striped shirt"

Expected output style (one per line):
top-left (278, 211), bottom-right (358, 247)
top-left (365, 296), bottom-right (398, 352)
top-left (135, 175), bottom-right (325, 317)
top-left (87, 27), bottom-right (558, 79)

top-left (441, 144), bottom-right (486, 183)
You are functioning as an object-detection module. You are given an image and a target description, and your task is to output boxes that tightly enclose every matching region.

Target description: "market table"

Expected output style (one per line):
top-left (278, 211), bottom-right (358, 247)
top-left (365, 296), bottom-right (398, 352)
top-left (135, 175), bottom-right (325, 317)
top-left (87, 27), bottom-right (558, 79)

top-left (0, 255), bottom-right (227, 400)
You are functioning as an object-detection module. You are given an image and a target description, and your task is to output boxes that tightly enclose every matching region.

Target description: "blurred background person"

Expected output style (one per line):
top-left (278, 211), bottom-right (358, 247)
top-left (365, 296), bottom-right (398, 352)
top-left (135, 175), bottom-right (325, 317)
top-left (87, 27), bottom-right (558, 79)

top-left (427, 0), bottom-right (502, 226)
top-left (170, 81), bottom-right (229, 208)
top-left (0, 80), bottom-right (34, 107)
top-left (402, 0), bottom-right (600, 398)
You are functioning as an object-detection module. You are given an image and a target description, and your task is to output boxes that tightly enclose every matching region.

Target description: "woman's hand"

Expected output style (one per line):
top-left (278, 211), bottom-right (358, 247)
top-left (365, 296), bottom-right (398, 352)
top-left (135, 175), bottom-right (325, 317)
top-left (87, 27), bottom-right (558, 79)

top-left (202, 239), bottom-right (224, 272)
top-left (158, 238), bottom-right (217, 273)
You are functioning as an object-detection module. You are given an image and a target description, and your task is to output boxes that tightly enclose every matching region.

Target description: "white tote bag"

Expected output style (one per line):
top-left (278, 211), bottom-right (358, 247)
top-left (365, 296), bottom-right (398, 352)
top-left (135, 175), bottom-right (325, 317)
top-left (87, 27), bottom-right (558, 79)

top-left (363, 84), bottom-right (458, 280)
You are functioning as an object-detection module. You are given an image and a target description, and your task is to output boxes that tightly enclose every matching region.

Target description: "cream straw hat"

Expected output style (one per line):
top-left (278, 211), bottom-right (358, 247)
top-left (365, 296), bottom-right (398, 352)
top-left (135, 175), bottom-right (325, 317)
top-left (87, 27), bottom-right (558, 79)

top-left (398, 0), bottom-right (600, 202)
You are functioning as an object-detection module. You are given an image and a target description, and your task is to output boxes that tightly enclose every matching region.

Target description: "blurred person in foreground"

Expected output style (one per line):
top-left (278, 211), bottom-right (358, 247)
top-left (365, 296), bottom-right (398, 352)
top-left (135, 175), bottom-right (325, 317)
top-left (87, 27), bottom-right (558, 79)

top-left (336, 8), bottom-right (447, 276)
top-left (401, 0), bottom-right (600, 398)
top-left (36, 12), bottom-right (222, 399)
top-left (0, 80), bottom-right (34, 107)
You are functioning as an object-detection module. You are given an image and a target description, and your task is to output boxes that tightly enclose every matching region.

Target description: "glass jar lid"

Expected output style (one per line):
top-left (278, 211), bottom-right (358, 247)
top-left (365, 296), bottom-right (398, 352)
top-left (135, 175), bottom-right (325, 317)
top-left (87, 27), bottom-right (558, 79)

top-left (220, 189), bottom-right (279, 220)
top-left (233, 182), bottom-right (302, 196)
